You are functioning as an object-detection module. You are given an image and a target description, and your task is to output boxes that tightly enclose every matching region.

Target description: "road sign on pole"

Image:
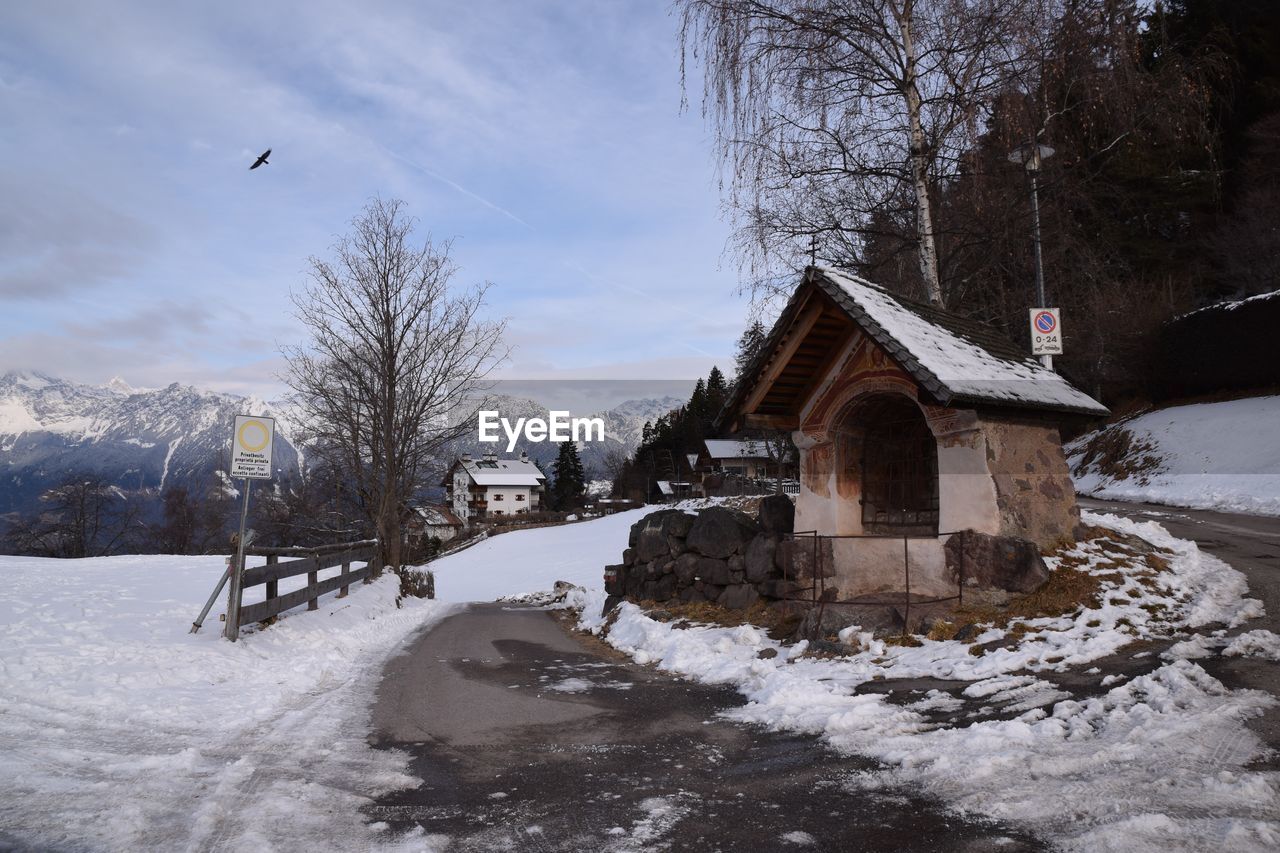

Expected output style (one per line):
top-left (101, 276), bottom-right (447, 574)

top-left (230, 415), bottom-right (275, 479)
top-left (1030, 308), bottom-right (1063, 357)
top-left (225, 415), bottom-right (274, 641)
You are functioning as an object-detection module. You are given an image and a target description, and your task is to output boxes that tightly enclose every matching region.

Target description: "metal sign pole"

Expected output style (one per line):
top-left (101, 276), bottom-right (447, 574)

top-left (190, 558), bottom-right (232, 633)
top-left (224, 477), bottom-right (253, 642)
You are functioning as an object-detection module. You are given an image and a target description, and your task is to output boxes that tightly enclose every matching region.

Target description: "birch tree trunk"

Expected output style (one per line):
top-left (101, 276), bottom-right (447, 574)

top-left (895, 2), bottom-right (944, 306)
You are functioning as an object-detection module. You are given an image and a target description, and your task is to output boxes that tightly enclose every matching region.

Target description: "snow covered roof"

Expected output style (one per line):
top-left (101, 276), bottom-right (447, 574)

top-left (727, 267), bottom-right (1107, 422)
top-left (413, 504), bottom-right (463, 527)
top-left (454, 456), bottom-right (546, 487)
top-left (704, 439), bottom-right (770, 460)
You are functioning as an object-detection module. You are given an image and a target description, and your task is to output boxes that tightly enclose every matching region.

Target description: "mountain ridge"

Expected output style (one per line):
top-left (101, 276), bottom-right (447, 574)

top-left (0, 371), bottom-right (680, 515)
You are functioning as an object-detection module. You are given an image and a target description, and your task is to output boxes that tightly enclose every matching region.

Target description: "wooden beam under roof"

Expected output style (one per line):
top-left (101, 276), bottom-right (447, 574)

top-left (741, 296), bottom-right (826, 416)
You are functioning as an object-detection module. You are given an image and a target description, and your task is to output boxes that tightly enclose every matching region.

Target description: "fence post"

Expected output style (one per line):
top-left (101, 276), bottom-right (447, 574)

top-left (902, 536), bottom-right (911, 636)
top-left (307, 549), bottom-right (319, 611)
top-left (338, 554), bottom-right (350, 598)
top-left (265, 554), bottom-right (278, 608)
top-left (958, 530), bottom-right (965, 607)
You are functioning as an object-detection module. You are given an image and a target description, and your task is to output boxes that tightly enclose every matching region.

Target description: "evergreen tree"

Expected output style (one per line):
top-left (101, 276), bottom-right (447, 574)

top-left (551, 440), bottom-right (586, 510)
top-left (733, 323), bottom-right (768, 386)
top-left (706, 365), bottom-right (729, 422)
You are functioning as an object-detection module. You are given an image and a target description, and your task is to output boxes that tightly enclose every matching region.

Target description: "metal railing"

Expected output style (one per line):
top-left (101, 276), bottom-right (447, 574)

top-left (784, 529), bottom-right (970, 638)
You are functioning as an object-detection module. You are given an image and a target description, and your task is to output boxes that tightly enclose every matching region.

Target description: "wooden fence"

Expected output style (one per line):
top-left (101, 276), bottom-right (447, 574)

top-left (235, 539), bottom-right (381, 627)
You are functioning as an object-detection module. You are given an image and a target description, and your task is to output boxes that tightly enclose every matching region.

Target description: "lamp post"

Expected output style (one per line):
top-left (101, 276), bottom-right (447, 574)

top-left (1009, 142), bottom-right (1055, 369)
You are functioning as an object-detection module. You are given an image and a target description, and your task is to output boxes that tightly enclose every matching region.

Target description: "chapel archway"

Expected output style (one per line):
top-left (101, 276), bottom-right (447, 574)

top-left (837, 394), bottom-right (939, 535)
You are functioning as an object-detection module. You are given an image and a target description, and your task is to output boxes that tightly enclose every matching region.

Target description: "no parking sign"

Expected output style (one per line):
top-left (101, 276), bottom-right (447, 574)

top-left (1029, 308), bottom-right (1063, 356)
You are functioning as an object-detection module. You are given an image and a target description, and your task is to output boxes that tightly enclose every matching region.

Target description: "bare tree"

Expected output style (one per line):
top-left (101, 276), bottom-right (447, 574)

top-left (4, 474), bottom-right (142, 557)
top-left (282, 198), bottom-right (507, 571)
top-left (678, 0), bottom-right (1035, 305)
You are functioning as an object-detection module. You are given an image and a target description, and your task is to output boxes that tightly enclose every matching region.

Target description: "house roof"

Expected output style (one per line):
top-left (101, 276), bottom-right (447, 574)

top-left (413, 504), bottom-right (463, 527)
top-left (726, 266), bottom-right (1108, 425)
top-left (450, 456), bottom-right (546, 487)
top-left (704, 438), bottom-right (771, 460)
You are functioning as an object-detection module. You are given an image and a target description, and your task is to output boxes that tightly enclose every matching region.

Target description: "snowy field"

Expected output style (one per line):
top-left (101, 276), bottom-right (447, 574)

top-left (1069, 395), bottom-right (1280, 515)
top-left (570, 511), bottom-right (1280, 852)
top-left (0, 553), bottom-right (451, 852)
top-left (3, 506), bottom-right (1277, 851)
top-left (428, 508), bottom-right (648, 602)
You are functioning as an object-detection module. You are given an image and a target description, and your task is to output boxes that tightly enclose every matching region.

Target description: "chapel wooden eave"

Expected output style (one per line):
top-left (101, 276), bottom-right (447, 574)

top-left (722, 281), bottom-right (861, 433)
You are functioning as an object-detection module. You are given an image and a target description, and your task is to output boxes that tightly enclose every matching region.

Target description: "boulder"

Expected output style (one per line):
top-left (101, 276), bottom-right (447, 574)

top-left (944, 531), bottom-right (1049, 593)
top-left (744, 534), bottom-right (779, 582)
top-left (718, 583), bottom-right (759, 610)
top-left (687, 506), bottom-right (760, 559)
top-left (603, 564), bottom-right (627, 596)
top-left (636, 527), bottom-right (672, 563)
top-left (629, 509), bottom-right (685, 552)
top-left (775, 536), bottom-right (834, 580)
top-left (759, 578), bottom-right (802, 599)
top-left (673, 553), bottom-right (701, 586)
top-left (622, 548), bottom-right (636, 567)
top-left (697, 557), bottom-right (732, 587)
top-left (653, 573), bottom-right (677, 601)
top-left (757, 493), bottom-right (796, 534)
top-left (667, 512), bottom-right (696, 539)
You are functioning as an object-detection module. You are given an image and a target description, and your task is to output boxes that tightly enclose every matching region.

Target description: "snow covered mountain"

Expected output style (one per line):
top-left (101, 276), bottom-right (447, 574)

top-left (0, 371), bottom-right (301, 514)
top-left (0, 372), bottom-right (681, 515)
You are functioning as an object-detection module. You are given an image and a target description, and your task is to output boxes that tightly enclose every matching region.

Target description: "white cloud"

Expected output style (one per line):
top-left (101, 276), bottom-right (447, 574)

top-left (0, 0), bottom-right (747, 396)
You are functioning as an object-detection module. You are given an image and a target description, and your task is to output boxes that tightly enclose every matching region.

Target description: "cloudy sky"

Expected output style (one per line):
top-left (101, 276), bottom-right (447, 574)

top-left (0, 1), bottom-right (752, 400)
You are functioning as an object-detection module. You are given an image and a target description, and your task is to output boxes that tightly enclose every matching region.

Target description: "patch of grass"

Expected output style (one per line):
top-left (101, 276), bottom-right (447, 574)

top-left (638, 599), bottom-right (801, 641)
top-left (1012, 566), bottom-right (1107, 618)
top-left (927, 620), bottom-right (960, 641)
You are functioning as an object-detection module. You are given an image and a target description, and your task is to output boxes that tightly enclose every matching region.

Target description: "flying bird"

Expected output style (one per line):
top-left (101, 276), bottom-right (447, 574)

top-left (249, 148), bottom-right (271, 170)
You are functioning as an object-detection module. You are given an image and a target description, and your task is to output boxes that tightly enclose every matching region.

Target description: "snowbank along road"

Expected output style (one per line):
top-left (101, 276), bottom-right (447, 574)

top-left (1079, 497), bottom-right (1280, 760)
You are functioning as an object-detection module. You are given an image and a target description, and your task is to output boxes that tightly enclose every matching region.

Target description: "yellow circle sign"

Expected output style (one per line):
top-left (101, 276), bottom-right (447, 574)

top-left (237, 419), bottom-right (270, 452)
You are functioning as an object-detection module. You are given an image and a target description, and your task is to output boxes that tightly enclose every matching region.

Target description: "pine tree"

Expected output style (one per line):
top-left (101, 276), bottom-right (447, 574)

top-left (706, 365), bottom-right (728, 426)
top-left (733, 322), bottom-right (768, 385)
top-left (552, 440), bottom-right (586, 510)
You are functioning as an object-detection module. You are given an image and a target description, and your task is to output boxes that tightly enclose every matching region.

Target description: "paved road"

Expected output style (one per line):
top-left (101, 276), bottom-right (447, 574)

top-left (368, 604), bottom-right (1042, 852)
top-left (1079, 498), bottom-right (1280, 763)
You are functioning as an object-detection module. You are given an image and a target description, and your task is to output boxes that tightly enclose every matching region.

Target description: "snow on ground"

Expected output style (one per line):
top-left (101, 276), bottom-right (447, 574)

top-left (427, 508), bottom-right (649, 603)
top-left (0, 553), bottom-right (451, 853)
top-left (570, 510), bottom-right (1279, 852)
top-left (1068, 395), bottom-right (1280, 515)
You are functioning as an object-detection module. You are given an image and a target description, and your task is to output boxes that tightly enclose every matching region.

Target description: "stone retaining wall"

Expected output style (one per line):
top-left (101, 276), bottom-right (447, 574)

top-left (603, 496), bottom-right (832, 608)
top-left (603, 496), bottom-right (1052, 612)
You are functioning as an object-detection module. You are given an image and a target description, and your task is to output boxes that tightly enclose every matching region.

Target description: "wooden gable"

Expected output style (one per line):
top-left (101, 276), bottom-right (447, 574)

top-left (733, 285), bottom-right (856, 431)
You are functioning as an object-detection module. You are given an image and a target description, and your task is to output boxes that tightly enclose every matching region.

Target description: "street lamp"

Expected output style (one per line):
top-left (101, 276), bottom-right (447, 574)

top-left (1009, 142), bottom-right (1055, 369)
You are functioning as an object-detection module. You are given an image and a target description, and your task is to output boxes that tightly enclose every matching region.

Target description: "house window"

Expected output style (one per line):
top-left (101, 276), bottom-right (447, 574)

top-left (493, 493), bottom-right (504, 501)
top-left (515, 494), bottom-right (526, 502)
